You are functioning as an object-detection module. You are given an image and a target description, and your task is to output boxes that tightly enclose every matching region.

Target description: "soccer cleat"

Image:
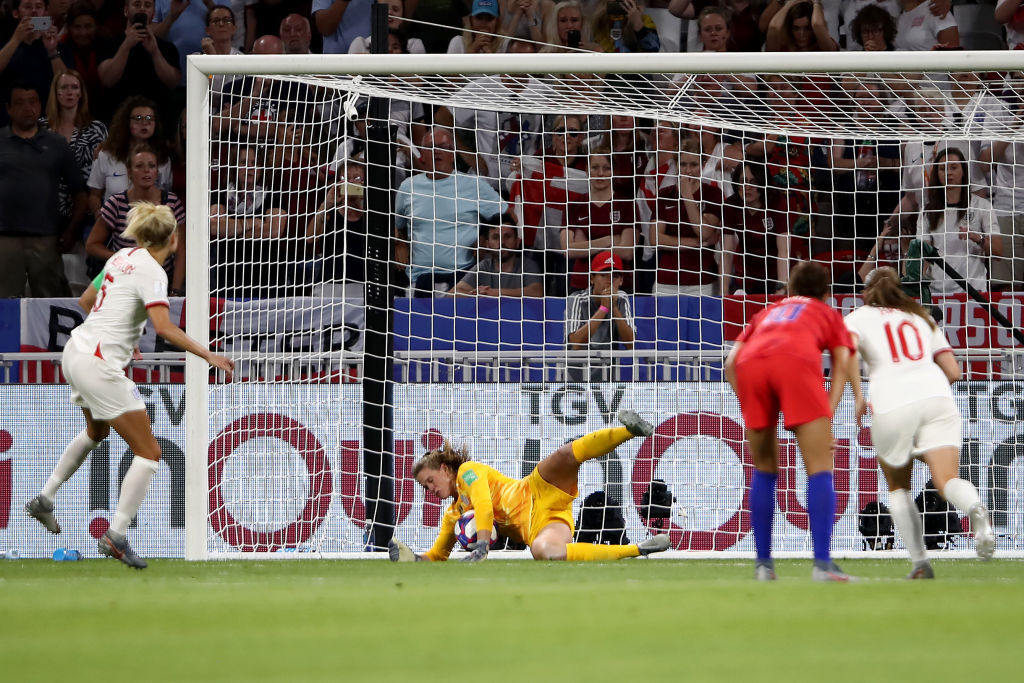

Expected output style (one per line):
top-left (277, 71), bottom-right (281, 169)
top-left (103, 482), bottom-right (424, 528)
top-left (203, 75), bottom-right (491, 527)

top-left (388, 539), bottom-right (417, 563)
top-left (618, 410), bottom-right (654, 438)
top-left (98, 531), bottom-right (147, 569)
top-left (637, 533), bottom-right (670, 556)
top-left (907, 561), bottom-right (935, 580)
top-left (968, 503), bottom-right (995, 561)
top-left (812, 560), bottom-right (854, 582)
top-left (754, 560), bottom-right (777, 581)
top-left (24, 495), bottom-right (60, 534)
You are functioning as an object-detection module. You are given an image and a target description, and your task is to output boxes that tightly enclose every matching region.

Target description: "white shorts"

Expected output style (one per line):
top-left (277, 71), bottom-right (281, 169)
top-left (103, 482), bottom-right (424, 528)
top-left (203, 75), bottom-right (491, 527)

top-left (62, 344), bottom-right (146, 421)
top-left (870, 396), bottom-right (962, 468)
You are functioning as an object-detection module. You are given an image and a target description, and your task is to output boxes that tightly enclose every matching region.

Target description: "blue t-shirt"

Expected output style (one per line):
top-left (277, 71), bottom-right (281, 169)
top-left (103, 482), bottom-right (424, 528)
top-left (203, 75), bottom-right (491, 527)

top-left (155, 0), bottom-right (231, 84)
top-left (312, 0), bottom-right (372, 54)
top-left (395, 171), bottom-right (506, 282)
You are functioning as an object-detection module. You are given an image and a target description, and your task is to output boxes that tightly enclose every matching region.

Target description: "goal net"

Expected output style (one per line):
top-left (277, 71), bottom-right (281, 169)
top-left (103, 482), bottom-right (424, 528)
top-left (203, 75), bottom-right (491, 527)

top-left (185, 51), bottom-right (1024, 559)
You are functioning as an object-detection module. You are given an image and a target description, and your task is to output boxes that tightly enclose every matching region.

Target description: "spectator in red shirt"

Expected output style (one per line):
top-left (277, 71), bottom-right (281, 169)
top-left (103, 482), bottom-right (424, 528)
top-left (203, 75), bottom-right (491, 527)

top-left (566, 147), bottom-right (638, 291)
top-left (651, 139), bottom-right (722, 295)
top-left (591, 113), bottom-right (648, 200)
top-left (721, 160), bottom-right (790, 295)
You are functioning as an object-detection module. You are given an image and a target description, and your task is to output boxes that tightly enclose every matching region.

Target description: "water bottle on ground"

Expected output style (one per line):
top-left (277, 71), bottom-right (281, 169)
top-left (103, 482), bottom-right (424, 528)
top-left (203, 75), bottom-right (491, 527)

top-left (53, 548), bottom-right (82, 561)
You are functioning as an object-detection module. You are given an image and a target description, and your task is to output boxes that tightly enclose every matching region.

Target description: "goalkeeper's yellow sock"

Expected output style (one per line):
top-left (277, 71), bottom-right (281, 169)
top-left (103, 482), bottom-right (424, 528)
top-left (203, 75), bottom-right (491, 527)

top-left (566, 543), bottom-right (640, 561)
top-left (571, 427), bottom-right (634, 464)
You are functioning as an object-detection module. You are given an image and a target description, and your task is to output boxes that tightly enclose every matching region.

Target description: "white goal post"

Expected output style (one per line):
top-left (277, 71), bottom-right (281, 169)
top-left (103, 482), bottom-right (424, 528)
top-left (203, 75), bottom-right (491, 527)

top-left (185, 51), bottom-right (1024, 560)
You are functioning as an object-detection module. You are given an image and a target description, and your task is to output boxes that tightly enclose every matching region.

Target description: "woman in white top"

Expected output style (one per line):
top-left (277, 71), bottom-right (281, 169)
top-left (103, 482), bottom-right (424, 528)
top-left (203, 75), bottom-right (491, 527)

top-left (844, 267), bottom-right (994, 578)
top-left (348, 0), bottom-right (426, 53)
top-left (24, 203), bottom-right (234, 569)
top-left (916, 147), bottom-right (1002, 295)
top-left (448, 0), bottom-right (504, 53)
top-left (196, 7), bottom-right (247, 119)
top-left (894, 0), bottom-right (958, 50)
top-left (87, 97), bottom-right (173, 214)
top-left (200, 5), bottom-right (244, 55)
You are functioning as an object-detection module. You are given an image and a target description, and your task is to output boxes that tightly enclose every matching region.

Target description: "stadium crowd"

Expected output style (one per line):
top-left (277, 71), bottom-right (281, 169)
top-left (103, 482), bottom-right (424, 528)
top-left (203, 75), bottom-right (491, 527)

top-left (2, 0), bottom-right (1024, 304)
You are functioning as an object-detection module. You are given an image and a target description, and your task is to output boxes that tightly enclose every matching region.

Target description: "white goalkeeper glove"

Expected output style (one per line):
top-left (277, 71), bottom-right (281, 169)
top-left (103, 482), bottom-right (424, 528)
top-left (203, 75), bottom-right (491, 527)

top-left (461, 540), bottom-right (489, 563)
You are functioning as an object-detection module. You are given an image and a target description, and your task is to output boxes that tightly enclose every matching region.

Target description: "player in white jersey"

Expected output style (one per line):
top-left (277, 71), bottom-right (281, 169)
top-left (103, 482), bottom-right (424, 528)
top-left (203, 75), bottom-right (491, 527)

top-left (844, 267), bottom-right (994, 578)
top-left (25, 203), bottom-right (234, 569)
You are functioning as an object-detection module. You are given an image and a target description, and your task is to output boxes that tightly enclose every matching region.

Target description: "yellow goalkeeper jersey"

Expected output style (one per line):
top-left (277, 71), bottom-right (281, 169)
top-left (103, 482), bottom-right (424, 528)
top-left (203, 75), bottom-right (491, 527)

top-left (422, 462), bottom-right (532, 561)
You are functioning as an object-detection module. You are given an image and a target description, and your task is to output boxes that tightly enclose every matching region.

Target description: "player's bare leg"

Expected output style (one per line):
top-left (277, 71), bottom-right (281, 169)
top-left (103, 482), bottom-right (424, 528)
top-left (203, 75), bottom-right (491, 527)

top-left (98, 410), bottom-right (161, 569)
top-left (530, 522), bottom-right (573, 560)
top-left (530, 520), bottom-right (668, 561)
top-left (794, 417), bottom-right (852, 582)
top-left (746, 426), bottom-right (779, 579)
top-left (878, 460), bottom-right (931, 578)
top-left (26, 408), bottom-right (109, 534)
top-left (922, 447), bottom-right (995, 560)
top-left (536, 409), bottom-right (654, 495)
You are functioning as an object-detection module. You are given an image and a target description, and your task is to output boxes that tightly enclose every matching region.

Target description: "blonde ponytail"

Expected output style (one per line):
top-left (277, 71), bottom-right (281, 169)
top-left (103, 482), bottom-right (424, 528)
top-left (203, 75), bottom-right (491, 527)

top-left (123, 202), bottom-right (177, 248)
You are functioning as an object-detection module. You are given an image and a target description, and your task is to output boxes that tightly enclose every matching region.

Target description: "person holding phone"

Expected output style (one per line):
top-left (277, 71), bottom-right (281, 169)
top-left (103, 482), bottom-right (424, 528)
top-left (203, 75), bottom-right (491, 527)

top-left (0, 0), bottom-right (66, 125)
top-left (540, 0), bottom-right (600, 51)
top-left (593, 0), bottom-right (660, 53)
top-left (151, 0), bottom-right (234, 86)
top-left (96, 0), bottom-right (180, 123)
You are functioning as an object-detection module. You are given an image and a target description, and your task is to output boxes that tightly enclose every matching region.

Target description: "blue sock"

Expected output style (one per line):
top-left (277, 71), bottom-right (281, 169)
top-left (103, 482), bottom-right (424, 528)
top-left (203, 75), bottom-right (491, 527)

top-left (750, 470), bottom-right (777, 562)
top-left (807, 471), bottom-right (836, 563)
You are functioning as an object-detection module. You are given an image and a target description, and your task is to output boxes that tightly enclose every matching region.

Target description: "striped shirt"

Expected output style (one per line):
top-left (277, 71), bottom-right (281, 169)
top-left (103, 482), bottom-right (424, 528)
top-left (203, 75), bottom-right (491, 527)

top-left (564, 289), bottom-right (635, 352)
top-left (98, 190), bottom-right (184, 276)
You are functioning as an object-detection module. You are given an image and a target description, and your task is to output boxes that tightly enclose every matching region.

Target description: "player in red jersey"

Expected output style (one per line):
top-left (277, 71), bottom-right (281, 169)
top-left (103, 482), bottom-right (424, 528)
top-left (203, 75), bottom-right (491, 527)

top-left (725, 261), bottom-right (855, 581)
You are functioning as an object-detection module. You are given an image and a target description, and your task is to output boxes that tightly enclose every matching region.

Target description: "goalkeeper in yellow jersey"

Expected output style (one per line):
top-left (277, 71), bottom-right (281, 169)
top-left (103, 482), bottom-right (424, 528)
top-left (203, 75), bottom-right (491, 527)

top-left (388, 410), bottom-right (671, 562)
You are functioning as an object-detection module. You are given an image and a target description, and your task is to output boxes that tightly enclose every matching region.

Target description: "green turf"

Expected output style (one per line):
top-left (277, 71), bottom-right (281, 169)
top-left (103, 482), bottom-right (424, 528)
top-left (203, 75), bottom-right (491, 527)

top-left (1, 558), bottom-right (1022, 682)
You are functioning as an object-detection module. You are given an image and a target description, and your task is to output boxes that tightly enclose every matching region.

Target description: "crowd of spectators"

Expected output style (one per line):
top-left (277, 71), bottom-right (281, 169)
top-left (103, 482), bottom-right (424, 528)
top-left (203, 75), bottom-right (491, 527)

top-left (2, 0), bottom-right (1024, 308)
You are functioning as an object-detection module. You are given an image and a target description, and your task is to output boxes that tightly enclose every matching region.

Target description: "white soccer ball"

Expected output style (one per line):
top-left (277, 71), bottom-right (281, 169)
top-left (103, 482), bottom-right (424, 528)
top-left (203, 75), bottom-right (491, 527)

top-left (454, 510), bottom-right (498, 550)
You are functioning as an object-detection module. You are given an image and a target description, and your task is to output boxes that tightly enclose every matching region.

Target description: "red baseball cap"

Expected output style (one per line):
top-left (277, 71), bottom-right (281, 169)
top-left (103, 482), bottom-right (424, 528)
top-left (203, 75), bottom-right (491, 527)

top-left (591, 250), bottom-right (623, 273)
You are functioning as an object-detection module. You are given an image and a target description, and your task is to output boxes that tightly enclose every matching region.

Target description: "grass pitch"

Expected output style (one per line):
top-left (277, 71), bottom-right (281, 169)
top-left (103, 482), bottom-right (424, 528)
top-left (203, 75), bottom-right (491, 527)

top-left (1, 558), bottom-right (1022, 682)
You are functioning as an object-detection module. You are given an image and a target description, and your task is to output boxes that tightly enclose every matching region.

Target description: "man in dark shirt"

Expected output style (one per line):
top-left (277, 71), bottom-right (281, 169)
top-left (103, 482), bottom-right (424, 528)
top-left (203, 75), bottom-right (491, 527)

top-left (455, 218), bottom-right (544, 298)
top-left (0, 83), bottom-right (87, 297)
top-left (96, 0), bottom-right (180, 123)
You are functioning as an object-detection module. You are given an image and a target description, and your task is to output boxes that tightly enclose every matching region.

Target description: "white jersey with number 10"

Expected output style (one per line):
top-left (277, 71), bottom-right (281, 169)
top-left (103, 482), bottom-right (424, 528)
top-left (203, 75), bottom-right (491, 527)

top-left (843, 306), bottom-right (953, 415)
top-left (68, 247), bottom-right (169, 370)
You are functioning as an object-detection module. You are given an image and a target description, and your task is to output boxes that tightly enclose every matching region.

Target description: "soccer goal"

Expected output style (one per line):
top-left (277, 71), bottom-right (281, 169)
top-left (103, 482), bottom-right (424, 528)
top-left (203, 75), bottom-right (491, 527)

top-left (185, 50), bottom-right (1024, 560)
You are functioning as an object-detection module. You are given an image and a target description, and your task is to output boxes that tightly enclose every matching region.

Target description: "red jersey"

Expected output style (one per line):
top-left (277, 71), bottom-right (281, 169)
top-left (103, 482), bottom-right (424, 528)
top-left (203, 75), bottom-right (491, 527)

top-left (737, 296), bottom-right (853, 363)
top-left (611, 147), bottom-right (648, 198)
top-left (566, 197), bottom-right (636, 290)
top-left (654, 182), bottom-right (723, 286)
top-left (722, 196), bottom-right (788, 291)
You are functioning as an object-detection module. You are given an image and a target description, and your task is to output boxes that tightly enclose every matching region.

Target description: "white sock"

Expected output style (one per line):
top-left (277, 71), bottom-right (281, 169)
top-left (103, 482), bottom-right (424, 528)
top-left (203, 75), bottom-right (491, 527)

top-left (110, 456), bottom-right (159, 536)
top-left (942, 478), bottom-right (982, 516)
top-left (888, 489), bottom-right (927, 564)
top-left (41, 430), bottom-right (101, 501)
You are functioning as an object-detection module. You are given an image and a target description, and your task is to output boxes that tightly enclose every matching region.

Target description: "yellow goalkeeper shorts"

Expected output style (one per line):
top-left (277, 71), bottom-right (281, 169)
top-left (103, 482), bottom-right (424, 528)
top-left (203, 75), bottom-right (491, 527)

top-left (525, 468), bottom-right (576, 544)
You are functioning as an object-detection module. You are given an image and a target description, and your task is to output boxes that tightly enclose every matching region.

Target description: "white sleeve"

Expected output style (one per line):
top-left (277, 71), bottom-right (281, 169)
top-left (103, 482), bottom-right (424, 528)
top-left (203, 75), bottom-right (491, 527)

top-left (158, 160), bottom-right (173, 191)
top-left (930, 324), bottom-right (951, 355)
top-left (975, 197), bottom-right (996, 235)
top-left (843, 310), bottom-right (862, 343)
top-left (87, 152), bottom-right (107, 191)
top-left (140, 264), bottom-right (170, 309)
top-left (447, 36), bottom-right (465, 54)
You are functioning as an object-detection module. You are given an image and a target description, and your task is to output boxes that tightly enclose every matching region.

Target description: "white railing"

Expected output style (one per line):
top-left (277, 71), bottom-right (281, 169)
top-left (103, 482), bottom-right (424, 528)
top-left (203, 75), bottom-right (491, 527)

top-left (0, 348), bottom-right (1017, 384)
